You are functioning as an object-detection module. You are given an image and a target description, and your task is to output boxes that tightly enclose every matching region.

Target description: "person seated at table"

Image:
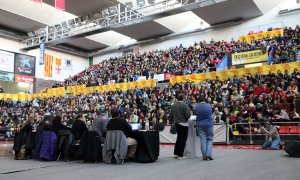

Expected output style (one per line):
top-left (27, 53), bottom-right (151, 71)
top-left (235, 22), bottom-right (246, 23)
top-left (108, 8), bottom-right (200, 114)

top-left (71, 114), bottom-right (88, 141)
top-left (107, 107), bottom-right (137, 160)
top-left (88, 111), bottom-right (107, 144)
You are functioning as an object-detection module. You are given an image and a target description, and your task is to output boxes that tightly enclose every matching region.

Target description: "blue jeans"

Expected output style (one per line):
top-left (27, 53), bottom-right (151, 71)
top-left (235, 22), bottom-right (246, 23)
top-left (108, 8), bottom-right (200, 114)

top-left (262, 137), bottom-right (281, 150)
top-left (197, 127), bottom-right (214, 157)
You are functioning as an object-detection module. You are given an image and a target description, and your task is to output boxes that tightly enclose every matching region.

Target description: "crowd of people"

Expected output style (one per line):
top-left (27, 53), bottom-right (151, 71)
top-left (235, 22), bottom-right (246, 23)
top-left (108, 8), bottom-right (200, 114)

top-left (0, 25), bottom-right (299, 161)
top-left (48, 26), bottom-right (300, 88)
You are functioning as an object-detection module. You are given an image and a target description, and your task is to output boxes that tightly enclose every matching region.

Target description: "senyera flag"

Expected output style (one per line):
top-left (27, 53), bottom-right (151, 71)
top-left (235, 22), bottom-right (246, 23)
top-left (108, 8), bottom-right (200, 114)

top-left (55, 0), bottom-right (65, 10)
top-left (32, 0), bottom-right (42, 3)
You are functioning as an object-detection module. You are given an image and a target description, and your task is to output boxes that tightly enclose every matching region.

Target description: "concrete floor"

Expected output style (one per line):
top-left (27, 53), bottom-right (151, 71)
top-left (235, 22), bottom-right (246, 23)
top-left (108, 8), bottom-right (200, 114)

top-left (0, 147), bottom-right (299, 180)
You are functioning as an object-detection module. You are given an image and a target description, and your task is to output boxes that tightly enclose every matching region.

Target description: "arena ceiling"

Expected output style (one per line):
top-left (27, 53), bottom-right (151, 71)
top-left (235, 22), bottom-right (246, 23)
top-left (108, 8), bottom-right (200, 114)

top-left (0, 0), bottom-right (284, 56)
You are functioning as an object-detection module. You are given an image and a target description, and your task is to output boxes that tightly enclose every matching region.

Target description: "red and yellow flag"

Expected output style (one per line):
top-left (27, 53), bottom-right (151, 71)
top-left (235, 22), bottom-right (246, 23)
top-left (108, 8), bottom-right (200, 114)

top-left (44, 54), bottom-right (54, 78)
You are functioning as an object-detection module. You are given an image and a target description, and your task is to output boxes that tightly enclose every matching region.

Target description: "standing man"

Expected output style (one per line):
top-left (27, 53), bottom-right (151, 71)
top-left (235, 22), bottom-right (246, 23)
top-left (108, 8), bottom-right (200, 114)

top-left (195, 95), bottom-right (214, 161)
top-left (170, 93), bottom-right (191, 160)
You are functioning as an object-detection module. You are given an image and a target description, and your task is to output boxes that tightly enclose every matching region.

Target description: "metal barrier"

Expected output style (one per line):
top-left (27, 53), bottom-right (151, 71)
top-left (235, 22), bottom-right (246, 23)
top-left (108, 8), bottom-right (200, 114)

top-left (231, 121), bottom-right (300, 144)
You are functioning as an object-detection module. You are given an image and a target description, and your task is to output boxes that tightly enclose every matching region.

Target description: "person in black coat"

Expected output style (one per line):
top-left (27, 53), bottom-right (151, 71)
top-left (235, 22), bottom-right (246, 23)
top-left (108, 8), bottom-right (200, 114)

top-left (13, 118), bottom-right (34, 160)
top-left (50, 116), bottom-right (70, 135)
top-left (71, 114), bottom-right (88, 141)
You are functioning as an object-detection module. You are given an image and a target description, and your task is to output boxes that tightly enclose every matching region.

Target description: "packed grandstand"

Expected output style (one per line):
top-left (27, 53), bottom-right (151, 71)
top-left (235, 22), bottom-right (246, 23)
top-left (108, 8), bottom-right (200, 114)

top-left (1, 25), bottom-right (300, 141)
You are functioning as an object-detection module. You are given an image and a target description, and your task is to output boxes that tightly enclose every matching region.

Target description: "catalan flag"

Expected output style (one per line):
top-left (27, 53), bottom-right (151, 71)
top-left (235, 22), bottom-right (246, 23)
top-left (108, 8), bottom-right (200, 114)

top-left (44, 54), bottom-right (54, 78)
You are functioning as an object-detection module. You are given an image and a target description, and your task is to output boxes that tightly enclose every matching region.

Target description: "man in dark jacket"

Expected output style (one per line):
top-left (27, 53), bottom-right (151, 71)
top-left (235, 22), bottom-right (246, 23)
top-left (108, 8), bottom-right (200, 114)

top-left (194, 95), bottom-right (214, 161)
top-left (170, 93), bottom-right (191, 160)
top-left (71, 114), bottom-right (88, 141)
top-left (107, 107), bottom-right (137, 158)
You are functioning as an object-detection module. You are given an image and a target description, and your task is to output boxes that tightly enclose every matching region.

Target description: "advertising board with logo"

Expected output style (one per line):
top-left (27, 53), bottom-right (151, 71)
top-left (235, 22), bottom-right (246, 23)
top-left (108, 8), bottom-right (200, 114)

top-left (15, 74), bottom-right (34, 84)
top-left (14, 54), bottom-right (36, 77)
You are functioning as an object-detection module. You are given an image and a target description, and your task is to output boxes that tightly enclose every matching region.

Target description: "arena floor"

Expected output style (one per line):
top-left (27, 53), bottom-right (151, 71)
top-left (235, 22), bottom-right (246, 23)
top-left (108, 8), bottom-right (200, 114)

top-left (0, 147), bottom-right (299, 180)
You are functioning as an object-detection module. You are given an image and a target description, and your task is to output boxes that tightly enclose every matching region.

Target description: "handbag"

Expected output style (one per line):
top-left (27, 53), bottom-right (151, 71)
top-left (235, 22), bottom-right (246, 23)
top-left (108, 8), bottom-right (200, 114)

top-left (170, 124), bottom-right (177, 134)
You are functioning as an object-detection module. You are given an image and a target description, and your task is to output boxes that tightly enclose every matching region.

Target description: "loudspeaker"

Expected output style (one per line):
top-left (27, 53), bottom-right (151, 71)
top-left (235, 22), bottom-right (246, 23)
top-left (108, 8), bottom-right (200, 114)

top-left (284, 140), bottom-right (300, 157)
top-left (295, 99), bottom-right (300, 113)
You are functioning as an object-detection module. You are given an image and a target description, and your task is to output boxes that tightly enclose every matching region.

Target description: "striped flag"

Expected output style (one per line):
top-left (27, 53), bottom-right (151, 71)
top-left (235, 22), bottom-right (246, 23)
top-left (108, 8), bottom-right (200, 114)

top-left (44, 54), bottom-right (54, 78)
top-left (55, 0), bottom-right (65, 10)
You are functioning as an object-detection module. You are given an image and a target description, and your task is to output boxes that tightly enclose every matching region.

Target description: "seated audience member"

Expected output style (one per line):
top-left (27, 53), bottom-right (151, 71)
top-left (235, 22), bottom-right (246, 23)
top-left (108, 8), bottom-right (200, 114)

top-left (260, 121), bottom-right (281, 150)
top-left (71, 114), bottom-right (88, 141)
top-left (88, 111), bottom-right (107, 144)
top-left (273, 107), bottom-right (290, 121)
top-left (50, 116), bottom-right (70, 135)
top-left (107, 107), bottom-right (137, 159)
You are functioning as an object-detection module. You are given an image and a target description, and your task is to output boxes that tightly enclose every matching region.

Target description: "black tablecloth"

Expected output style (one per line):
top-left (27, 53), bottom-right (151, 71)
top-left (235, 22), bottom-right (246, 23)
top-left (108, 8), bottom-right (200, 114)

top-left (128, 130), bottom-right (159, 163)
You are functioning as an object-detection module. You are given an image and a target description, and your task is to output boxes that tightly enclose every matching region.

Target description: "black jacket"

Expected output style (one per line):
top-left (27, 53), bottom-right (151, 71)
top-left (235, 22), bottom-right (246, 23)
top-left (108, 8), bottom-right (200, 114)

top-left (79, 131), bottom-right (102, 162)
top-left (107, 118), bottom-right (132, 137)
top-left (71, 120), bottom-right (88, 140)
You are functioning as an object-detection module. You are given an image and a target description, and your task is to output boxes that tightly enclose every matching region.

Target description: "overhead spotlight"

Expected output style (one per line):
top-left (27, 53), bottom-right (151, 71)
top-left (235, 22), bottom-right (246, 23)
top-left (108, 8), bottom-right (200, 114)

top-left (109, 6), bottom-right (118, 15)
top-left (27, 32), bottom-right (35, 37)
top-left (137, 0), bottom-right (146, 6)
top-left (75, 17), bottom-right (82, 24)
top-left (125, 2), bottom-right (133, 10)
top-left (61, 21), bottom-right (69, 29)
top-left (147, 0), bottom-right (155, 4)
top-left (34, 28), bottom-right (46, 36)
top-left (68, 19), bottom-right (75, 27)
top-left (92, 12), bottom-right (102, 19)
top-left (54, 24), bottom-right (62, 31)
top-left (48, 26), bottom-right (56, 33)
top-left (81, 15), bottom-right (90, 22)
top-left (101, 9), bottom-right (109, 17)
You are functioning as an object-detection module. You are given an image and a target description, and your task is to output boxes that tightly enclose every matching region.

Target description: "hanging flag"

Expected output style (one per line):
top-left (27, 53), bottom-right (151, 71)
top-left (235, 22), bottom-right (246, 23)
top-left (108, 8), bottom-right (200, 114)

top-left (44, 54), bottom-right (54, 78)
top-left (55, 0), bottom-right (65, 10)
top-left (32, 0), bottom-right (43, 3)
top-left (39, 42), bottom-right (45, 65)
top-left (267, 46), bottom-right (275, 65)
top-left (216, 54), bottom-right (228, 71)
top-left (55, 58), bottom-right (62, 74)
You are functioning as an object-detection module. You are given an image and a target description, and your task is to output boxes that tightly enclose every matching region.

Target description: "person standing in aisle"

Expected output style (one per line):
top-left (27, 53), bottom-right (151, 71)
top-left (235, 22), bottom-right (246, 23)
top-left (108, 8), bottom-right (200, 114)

top-left (194, 95), bottom-right (214, 161)
top-left (170, 93), bottom-right (191, 160)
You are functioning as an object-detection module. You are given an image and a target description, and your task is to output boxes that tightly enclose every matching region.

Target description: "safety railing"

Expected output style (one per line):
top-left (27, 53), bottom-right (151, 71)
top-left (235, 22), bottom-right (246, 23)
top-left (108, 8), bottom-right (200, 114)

top-left (231, 121), bottom-right (300, 144)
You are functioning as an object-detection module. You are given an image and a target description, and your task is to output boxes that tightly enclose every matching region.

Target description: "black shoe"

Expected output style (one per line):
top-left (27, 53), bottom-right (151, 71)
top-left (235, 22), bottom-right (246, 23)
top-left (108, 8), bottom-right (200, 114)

top-left (207, 156), bottom-right (213, 160)
top-left (203, 157), bottom-right (208, 161)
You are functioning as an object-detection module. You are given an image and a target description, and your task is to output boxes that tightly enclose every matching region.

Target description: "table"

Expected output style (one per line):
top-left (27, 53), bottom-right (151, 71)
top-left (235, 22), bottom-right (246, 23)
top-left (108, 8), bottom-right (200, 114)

top-left (129, 130), bottom-right (159, 163)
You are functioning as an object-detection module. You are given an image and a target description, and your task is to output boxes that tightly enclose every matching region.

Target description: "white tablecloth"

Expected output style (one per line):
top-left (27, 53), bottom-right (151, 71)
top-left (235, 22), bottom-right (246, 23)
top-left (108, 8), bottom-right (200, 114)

top-left (184, 116), bottom-right (201, 158)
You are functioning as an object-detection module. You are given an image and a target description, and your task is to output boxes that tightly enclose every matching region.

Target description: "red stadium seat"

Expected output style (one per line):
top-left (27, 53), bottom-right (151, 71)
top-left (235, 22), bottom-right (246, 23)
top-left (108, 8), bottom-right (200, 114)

top-left (289, 126), bottom-right (300, 134)
top-left (278, 126), bottom-right (289, 134)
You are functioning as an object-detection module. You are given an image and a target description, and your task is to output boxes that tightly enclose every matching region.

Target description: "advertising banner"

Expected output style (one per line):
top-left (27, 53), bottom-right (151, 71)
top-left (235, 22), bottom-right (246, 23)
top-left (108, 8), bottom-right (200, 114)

top-left (15, 74), bottom-right (34, 84)
top-left (0, 71), bottom-right (14, 82)
top-left (14, 54), bottom-right (36, 76)
top-left (231, 50), bottom-right (268, 65)
top-left (0, 50), bottom-right (14, 73)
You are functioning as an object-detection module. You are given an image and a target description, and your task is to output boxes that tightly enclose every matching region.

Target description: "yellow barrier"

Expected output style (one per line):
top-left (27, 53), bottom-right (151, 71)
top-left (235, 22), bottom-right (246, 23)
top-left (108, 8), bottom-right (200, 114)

top-left (170, 61), bottom-right (300, 85)
top-left (239, 29), bottom-right (283, 43)
top-left (0, 79), bottom-right (157, 100)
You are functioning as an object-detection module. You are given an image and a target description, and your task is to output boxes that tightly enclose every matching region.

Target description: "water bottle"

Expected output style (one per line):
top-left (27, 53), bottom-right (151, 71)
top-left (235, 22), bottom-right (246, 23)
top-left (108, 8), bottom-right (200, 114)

top-left (145, 120), bottom-right (149, 131)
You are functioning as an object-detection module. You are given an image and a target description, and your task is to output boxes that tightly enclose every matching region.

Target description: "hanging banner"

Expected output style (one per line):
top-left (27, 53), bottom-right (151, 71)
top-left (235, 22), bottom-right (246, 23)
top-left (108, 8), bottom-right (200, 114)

top-left (14, 54), bottom-right (36, 76)
top-left (39, 42), bottom-right (45, 65)
top-left (55, 58), bottom-right (62, 74)
top-left (44, 54), bottom-right (54, 78)
top-left (231, 50), bottom-right (268, 65)
top-left (0, 50), bottom-right (14, 73)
